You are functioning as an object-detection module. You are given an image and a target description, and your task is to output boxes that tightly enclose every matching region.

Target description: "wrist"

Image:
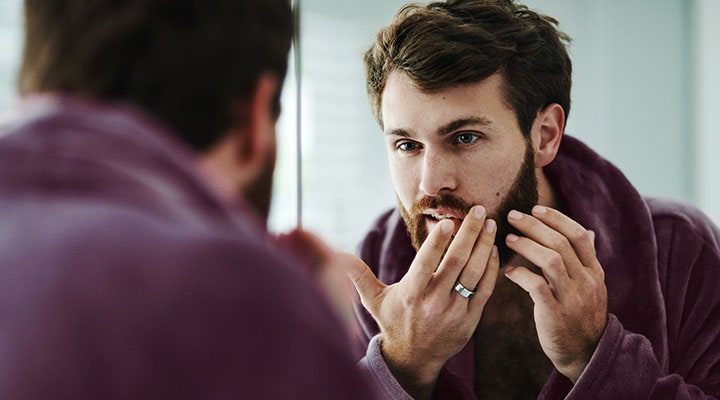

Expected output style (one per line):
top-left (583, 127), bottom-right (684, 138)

top-left (556, 354), bottom-right (592, 384)
top-left (379, 336), bottom-right (443, 400)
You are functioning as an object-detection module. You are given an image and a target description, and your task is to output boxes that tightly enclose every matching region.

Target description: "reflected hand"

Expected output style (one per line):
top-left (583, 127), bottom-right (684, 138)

top-left (345, 206), bottom-right (499, 399)
top-left (504, 205), bottom-right (608, 382)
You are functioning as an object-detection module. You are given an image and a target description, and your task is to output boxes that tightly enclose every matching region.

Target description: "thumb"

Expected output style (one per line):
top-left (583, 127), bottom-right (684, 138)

top-left (504, 265), bottom-right (555, 305)
top-left (341, 252), bottom-right (386, 312)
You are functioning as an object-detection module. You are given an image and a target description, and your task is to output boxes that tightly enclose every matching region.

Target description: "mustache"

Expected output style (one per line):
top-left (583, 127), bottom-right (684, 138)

top-left (410, 193), bottom-right (472, 217)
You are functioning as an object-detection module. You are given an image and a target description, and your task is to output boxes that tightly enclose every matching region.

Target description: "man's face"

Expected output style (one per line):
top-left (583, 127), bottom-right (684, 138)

top-left (381, 72), bottom-right (538, 265)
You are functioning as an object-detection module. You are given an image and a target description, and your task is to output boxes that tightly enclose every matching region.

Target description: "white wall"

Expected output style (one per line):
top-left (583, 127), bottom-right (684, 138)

top-left (523, 0), bottom-right (693, 201)
top-left (0, 0), bottom-right (22, 108)
top-left (694, 0), bottom-right (720, 224)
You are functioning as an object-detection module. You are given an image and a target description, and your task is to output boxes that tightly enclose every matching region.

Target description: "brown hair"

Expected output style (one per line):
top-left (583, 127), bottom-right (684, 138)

top-left (364, 0), bottom-right (572, 136)
top-left (19, 0), bottom-right (293, 151)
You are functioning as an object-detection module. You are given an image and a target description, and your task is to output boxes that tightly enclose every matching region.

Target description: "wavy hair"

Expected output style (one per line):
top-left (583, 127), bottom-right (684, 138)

top-left (365, 0), bottom-right (571, 136)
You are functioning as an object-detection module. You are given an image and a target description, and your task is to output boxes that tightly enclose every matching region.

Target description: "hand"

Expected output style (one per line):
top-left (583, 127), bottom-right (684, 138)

top-left (504, 205), bottom-right (608, 382)
top-left (345, 206), bottom-right (499, 399)
top-left (276, 229), bottom-right (358, 330)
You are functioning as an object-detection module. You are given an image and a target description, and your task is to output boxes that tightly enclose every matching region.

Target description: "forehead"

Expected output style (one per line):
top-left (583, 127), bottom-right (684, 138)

top-left (380, 71), bottom-right (519, 136)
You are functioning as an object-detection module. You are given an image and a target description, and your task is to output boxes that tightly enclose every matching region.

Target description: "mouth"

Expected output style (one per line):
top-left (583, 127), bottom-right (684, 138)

top-left (429, 213), bottom-right (461, 221)
top-left (423, 209), bottom-right (465, 232)
top-left (424, 208), bottom-right (464, 220)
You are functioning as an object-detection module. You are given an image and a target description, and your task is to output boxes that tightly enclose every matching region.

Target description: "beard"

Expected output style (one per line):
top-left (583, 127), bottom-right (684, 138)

top-left (399, 141), bottom-right (538, 266)
top-left (243, 148), bottom-right (276, 225)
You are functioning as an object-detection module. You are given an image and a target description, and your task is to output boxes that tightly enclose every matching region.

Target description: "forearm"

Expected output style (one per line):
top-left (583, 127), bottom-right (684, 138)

top-left (379, 336), bottom-right (443, 399)
top-left (358, 335), bottom-right (416, 400)
top-left (359, 335), bottom-right (479, 400)
top-left (565, 315), bottom-right (720, 400)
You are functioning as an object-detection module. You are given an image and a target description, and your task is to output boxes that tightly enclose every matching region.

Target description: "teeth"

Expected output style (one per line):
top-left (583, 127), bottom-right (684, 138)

top-left (432, 213), bottom-right (455, 220)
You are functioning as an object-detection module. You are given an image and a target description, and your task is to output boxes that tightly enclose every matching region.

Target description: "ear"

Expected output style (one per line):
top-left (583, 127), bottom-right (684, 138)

top-left (235, 73), bottom-right (279, 177)
top-left (531, 103), bottom-right (565, 168)
top-left (198, 73), bottom-right (280, 196)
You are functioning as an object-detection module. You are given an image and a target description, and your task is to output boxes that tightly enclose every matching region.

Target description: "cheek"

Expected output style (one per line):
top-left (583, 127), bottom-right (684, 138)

top-left (462, 153), bottom-right (523, 210)
top-left (388, 157), bottom-right (417, 209)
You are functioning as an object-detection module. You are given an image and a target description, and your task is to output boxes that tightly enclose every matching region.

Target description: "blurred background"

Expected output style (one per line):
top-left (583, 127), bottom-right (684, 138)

top-left (1, 0), bottom-right (718, 251)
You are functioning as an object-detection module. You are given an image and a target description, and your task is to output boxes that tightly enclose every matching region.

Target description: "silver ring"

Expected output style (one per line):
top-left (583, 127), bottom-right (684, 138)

top-left (454, 281), bottom-right (475, 299)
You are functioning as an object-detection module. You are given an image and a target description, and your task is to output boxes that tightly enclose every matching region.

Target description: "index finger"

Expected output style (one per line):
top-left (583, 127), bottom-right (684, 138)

top-left (400, 218), bottom-right (455, 293)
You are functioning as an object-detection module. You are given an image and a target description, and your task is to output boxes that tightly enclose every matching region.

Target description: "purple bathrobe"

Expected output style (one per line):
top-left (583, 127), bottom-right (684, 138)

top-left (0, 95), bottom-right (378, 399)
top-left (356, 135), bottom-right (720, 399)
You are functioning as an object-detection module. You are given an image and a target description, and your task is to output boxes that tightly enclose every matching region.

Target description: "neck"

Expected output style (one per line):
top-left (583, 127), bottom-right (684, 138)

top-left (536, 167), bottom-right (559, 210)
top-left (197, 155), bottom-right (239, 203)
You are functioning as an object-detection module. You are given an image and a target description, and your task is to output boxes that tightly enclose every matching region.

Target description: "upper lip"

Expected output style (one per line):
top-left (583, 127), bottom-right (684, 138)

top-left (423, 208), bottom-right (465, 220)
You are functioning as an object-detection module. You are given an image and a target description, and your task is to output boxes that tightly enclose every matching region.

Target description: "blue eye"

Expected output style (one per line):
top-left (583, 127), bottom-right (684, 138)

top-left (397, 141), bottom-right (418, 152)
top-left (456, 133), bottom-right (479, 144)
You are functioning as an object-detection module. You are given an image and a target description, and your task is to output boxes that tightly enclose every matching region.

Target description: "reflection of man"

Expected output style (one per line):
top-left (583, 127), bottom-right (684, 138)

top-left (0, 0), bottom-right (376, 398)
top-left (346, 0), bottom-right (720, 399)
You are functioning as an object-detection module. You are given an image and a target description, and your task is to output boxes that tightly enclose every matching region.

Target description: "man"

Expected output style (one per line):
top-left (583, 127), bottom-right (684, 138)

top-left (0, 0), bottom-right (377, 398)
top-left (346, 0), bottom-right (720, 399)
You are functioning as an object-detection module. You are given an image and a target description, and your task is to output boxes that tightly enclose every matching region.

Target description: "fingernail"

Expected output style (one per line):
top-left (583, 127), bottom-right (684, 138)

top-left (491, 245), bottom-right (498, 258)
top-left (532, 205), bottom-right (547, 215)
top-left (474, 205), bottom-right (486, 218)
top-left (484, 219), bottom-right (496, 233)
top-left (508, 210), bottom-right (523, 220)
top-left (506, 234), bottom-right (519, 242)
top-left (440, 219), bottom-right (453, 234)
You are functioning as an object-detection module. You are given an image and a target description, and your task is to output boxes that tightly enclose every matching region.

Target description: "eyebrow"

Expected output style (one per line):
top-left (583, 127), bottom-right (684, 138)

top-left (384, 117), bottom-right (495, 138)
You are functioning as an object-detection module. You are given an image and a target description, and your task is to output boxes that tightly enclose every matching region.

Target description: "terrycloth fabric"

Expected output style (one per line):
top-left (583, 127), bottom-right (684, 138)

top-left (0, 94), bottom-right (378, 399)
top-left (356, 135), bottom-right (720, 399)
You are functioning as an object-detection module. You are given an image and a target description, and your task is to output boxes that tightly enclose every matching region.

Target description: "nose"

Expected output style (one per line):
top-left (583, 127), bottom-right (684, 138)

top-left (419, 148), bottom-right (458, 196)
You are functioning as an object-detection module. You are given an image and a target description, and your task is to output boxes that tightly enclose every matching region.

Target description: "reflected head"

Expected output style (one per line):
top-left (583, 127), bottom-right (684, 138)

top-left (20, 0), bottom-right (293, 151)
top-left (364, 0), bottom-right (572, 137)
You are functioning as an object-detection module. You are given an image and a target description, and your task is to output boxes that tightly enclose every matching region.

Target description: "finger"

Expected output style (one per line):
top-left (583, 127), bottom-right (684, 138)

top-left (343, 252), bottom-right (387, 314)
top-left (504, 265), bottom-right (557, 305)
top-left (278, 228), bottom-right (332, 263)
top-left (531, 206), bottom-right (597, 268)
top-left (505, 233), bottom-right (569, 293)
top-left (434, 205), bottom-right (487, 288)
top-left (507, 209), bottom-right (584, 278)
top-left (457, 218), bottom-right (496, 292)
top-left (402, 218), bottom-right (455, 293)
top-left (468, 245), bottom-right (500, 313)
